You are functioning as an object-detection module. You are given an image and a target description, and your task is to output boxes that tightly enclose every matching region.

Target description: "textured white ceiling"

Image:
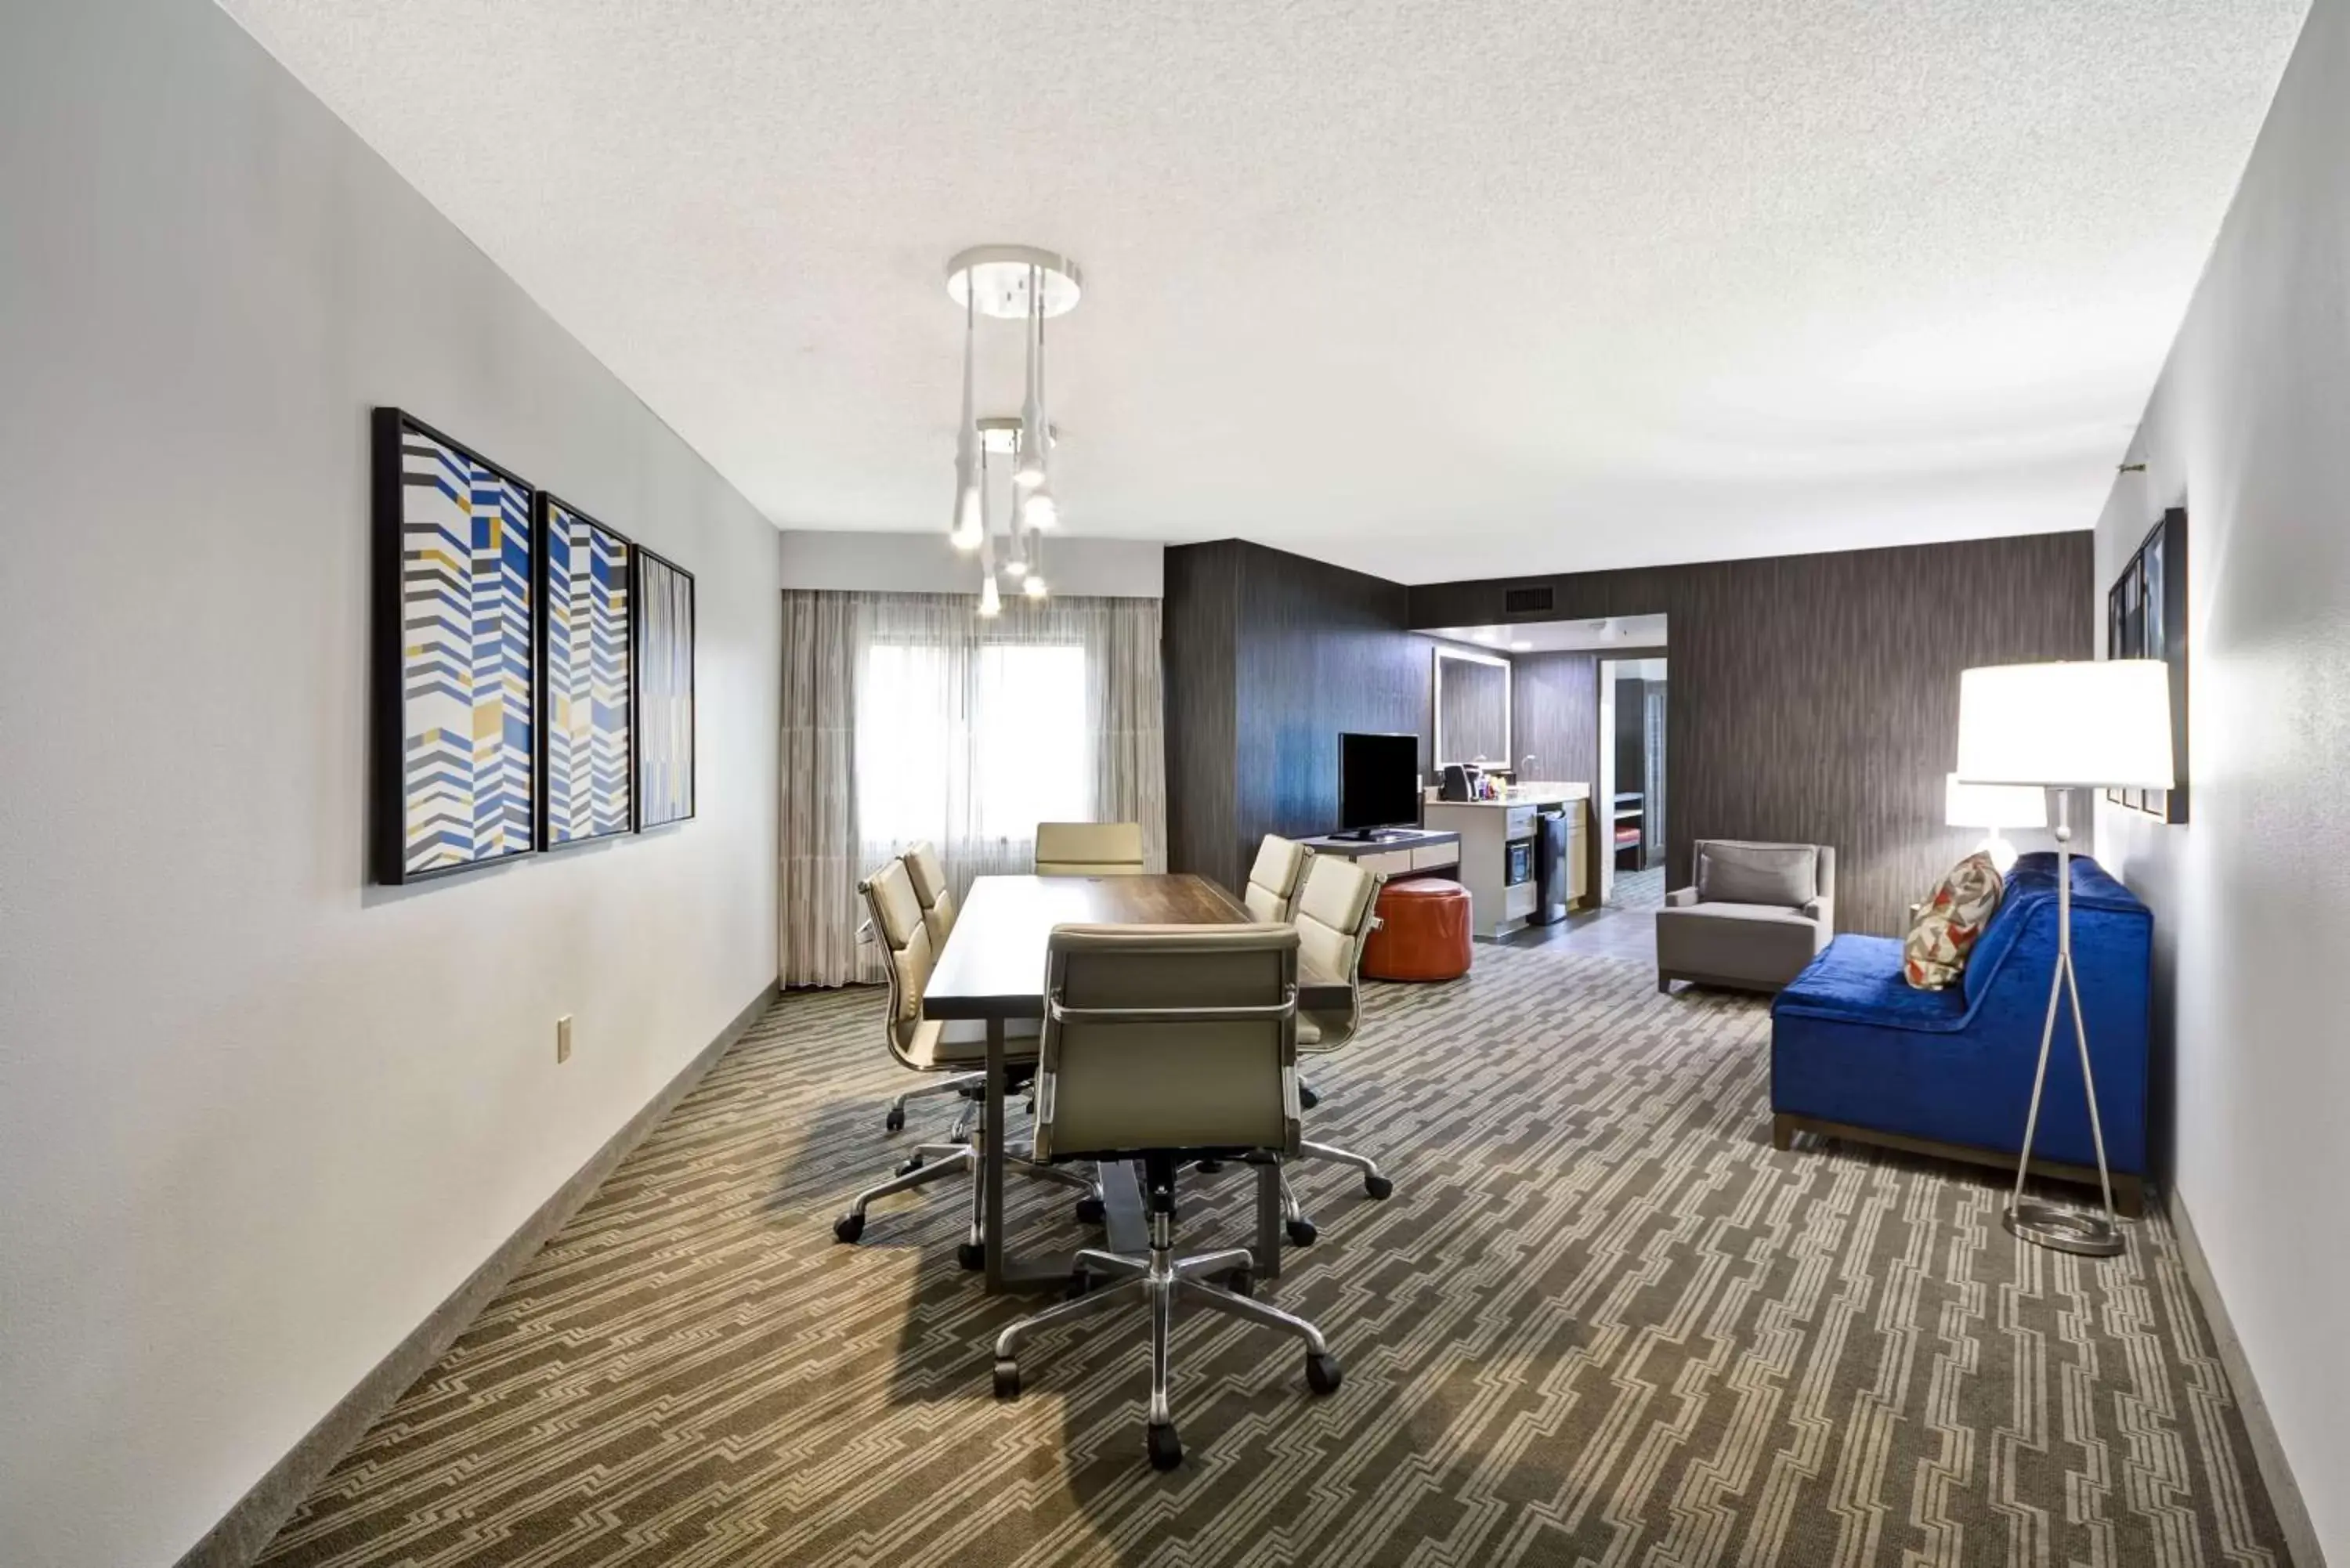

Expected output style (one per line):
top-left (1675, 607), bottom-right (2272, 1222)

top-left (221, 0), bottom-right (2305, 583)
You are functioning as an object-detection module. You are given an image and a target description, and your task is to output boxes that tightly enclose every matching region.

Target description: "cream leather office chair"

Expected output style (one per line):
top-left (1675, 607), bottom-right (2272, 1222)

top-left (1247, 855), bottom-right (1394, 1244)
top-left (991, 923), bottom-right (1341, 1471)
top-left (1242, 834), bottom-right (1311, 922)
top-left (1034, 821), bottom-right (1147, 876)
top-left (835, 859), bottom-right (1094, 1264)
top-left (902, 840), bottom-right (956, 948)
top-left (871, 843), bottom-right (976, 1134)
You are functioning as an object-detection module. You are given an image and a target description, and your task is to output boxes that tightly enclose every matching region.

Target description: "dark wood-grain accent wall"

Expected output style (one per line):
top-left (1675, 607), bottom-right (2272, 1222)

top-left (1411, 532), bottom-right (2094, 936)
top-left (1162, 540), bottom-right (1242, 883)
top-left (1163, 540), bottom-right (1428, 894)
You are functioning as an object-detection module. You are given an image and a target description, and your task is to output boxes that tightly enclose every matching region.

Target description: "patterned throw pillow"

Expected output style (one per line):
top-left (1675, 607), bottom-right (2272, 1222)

top-left (1904, 852), bottom-right (2007, 989)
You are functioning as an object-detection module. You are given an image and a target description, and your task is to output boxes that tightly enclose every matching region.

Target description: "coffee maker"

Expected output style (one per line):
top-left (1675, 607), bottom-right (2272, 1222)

top-left (1438, 763), bottom-right (1483, 802)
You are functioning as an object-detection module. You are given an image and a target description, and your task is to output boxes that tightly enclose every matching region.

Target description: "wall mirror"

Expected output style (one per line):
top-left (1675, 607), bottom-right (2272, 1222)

top-left (1433, 645), bottom-right (1511, 768)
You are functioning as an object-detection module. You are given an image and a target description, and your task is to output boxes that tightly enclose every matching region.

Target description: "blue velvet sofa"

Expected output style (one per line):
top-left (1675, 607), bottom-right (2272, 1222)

top-left (1769, 853), bottom-right (2152, 1212)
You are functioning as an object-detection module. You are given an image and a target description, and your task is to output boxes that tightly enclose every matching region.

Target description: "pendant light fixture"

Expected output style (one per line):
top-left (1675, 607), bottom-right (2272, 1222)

top-left (949, 285), bottom-right (982, 551)
top-left (945, 246), bottom-right (1080, 612)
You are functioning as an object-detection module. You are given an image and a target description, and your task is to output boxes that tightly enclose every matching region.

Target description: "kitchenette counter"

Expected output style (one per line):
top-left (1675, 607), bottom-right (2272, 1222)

top-left (1423, 783), bottom-right (1596, 937)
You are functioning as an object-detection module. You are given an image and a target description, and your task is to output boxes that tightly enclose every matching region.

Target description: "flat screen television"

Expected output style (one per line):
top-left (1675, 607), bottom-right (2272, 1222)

top-left (1336, 732), bottom-right (1421, 837)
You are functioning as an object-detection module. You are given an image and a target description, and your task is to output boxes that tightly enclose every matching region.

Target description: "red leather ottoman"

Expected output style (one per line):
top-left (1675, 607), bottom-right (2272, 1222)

top-left (1361, 879), bottom-right (1473, 981)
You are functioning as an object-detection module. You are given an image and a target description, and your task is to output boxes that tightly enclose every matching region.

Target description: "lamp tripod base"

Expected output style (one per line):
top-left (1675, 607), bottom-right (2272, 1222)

top-left (2003, 1198), bottom-right (2125, 1257)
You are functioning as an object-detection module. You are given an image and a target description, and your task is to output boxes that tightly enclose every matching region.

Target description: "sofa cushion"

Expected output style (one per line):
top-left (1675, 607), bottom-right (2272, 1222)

top-left (1697, 842), bottom-right (1818, 908)
top-left (1777, 934), bottom-right (1967, 1028)
top-left (1903, 851), bottom-right (2005, 990)
top-left (1657, 901), bottom-right (1825, 985)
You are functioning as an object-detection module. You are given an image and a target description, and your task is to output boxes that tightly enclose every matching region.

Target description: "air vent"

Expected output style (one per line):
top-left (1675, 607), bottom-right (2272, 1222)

top-left (1503, 585), bottom-right (1554, 616)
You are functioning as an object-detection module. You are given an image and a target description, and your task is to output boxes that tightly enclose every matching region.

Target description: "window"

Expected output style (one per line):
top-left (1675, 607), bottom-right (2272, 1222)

top-left (855, 640), bottom-right (1090, 847)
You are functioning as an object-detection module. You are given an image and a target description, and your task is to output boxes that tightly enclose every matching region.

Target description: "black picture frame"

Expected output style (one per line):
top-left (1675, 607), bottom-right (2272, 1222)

top-left (631, 543), bottom-right (696, 829)
top-left (372, 407), bottom-right (542, 884)
top-left (2103, 506), bottom-right (2189, 823)
top-left (535, 490), bottom-right (637, 851)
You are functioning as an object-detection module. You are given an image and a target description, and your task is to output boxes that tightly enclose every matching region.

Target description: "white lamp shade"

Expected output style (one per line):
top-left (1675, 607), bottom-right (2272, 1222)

top-left (1955, 661), bottom-right (2175, 788)
top-left (1944, 773), bottom-right (2048, 830)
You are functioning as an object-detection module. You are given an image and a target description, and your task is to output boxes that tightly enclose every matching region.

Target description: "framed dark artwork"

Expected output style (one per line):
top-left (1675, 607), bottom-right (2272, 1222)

top-left (633, 544), bottom-right (696, 829)
top-left (373, 408), bottom-right (539, 883)
top-left (538, 493), bottom-right (634, 848)
top-left (2103, 506), bottom-right (2189, 823)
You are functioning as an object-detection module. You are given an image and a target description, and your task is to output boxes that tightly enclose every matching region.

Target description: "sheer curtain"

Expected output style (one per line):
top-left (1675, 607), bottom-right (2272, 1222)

top-left (779, 590), bottom-right (1166, 986)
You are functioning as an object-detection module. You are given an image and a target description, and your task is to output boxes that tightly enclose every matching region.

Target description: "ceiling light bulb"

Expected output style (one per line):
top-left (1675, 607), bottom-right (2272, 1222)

top-left (950, 473), bottom-right (982, 550)
top-left (1021, 486), bottom-right (1058, 532)
top-left (1002, 531), bottom-right (1029, 578)
top-left (1015, 268), bottom-right (1049, 490)
top-left (978, 573), bottom-right (1002, 616)
top-left (1024, 573), bottom-right (1048, 599)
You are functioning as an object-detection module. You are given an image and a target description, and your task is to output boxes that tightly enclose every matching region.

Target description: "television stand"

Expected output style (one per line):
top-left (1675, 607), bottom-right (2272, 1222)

top-left (1299, 827), bottom-right (1462, 882)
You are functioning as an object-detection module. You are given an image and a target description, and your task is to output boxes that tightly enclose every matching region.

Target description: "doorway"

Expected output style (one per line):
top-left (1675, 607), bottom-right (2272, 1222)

top-left (1596, 656), bottom-right (1667, 908)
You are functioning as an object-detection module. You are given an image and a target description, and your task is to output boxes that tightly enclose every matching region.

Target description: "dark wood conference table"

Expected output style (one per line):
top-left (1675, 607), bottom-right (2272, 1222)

top-left (923, 873), bottom-right (1350, 1294)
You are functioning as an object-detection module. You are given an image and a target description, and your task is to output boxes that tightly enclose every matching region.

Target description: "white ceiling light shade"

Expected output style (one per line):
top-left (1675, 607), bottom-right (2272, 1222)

top-left (945, 247), bottom-right (1080, 611)
top-left (948, 287), bottom-right (982, 551)
top-left (1955, 661), bottom-right (2175, 788)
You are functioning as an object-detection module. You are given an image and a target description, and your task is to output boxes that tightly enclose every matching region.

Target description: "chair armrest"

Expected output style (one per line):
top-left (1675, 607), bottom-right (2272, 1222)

top-left (1666, 887), bottom-right (1699, 908)
top-left (1802, 896), bottom-right (1834, 932)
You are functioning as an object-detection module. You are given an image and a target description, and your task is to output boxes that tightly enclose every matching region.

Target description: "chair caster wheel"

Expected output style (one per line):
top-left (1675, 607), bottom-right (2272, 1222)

top-left (956, 1241), bottom-right (986, 1272)
top-left (1146, 1422), bottom-right (1183, 1471)
top-left (1226, 1269), bottom-right (1253, 1299)
top-left (1306, 1352), bottom-right (1343, 1395)
top-left (1194, 1158), bottom-right (1224, 1173)
top-left (1286, 1217), bottom-right (1318, 1247)
top-left (992, 1359), bottom-right (1021, 1400)
top-left (884, 1107), bottom-right (906, 1134)
top-left (1299, 1084), bottom-right (1321, 1110)
top-left (1075, 1195), bottom-right (1106, 1225)
top-left (1364, 1175), bottom-right (1394, 1200)
top-left (833, 1213), bottom-right (865, 1244)
top-left (896, 1156), bottom-right (924, 1177)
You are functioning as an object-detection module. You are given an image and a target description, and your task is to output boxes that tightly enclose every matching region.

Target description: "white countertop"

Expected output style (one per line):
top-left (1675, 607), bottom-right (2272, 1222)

top-left (1424, 782), bottom-right (1591, 807)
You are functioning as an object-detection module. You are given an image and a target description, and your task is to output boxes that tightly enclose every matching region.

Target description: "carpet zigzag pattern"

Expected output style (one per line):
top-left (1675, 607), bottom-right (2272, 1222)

top-left (399, 429), bottom-right (533, 874)
top-left (544, 503), bottom-right (631, 844)
top-left (262, 945), bottom-right (2288, 1567)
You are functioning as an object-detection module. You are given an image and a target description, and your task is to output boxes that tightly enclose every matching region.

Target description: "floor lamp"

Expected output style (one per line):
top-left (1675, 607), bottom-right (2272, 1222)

top-left (1954, 660), bottom-right (2174, 1257)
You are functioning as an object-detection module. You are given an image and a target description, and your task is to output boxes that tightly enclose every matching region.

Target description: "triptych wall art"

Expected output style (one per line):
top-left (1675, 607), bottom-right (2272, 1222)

top-left (2104, 505), bottom-right (2189, 824)
top-left (372, 407), bottom-right (698, 886)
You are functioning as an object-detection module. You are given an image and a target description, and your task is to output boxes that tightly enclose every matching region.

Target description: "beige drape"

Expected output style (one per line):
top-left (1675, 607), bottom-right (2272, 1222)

top-left (778, 589), bottom-right (1167, 987)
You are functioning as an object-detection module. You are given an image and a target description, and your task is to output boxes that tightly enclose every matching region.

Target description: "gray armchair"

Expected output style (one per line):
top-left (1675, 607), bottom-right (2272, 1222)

top-left (1655, 840), bottom-right (1835, 995)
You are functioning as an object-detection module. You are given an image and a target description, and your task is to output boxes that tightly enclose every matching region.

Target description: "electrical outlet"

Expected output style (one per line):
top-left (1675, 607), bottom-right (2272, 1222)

top-left (556, 1015), bottom-right (573, 1064)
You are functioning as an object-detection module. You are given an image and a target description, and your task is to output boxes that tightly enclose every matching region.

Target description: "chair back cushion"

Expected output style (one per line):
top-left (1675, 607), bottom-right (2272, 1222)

top-left (1903, 852), bottom-right (2006, 989)
top-left (1037, 924), bottom-right (1298, 1160)
top-left (1243, 835), bottom-right (1310, 922)
top-left (862, 859), bottom-right (932, 1023)
top-left (1696, 840), bottom-right (1819, 908)
top-left (1293, 855), bottom-right (1379, 981)
top-left (902, 841), bottom-right (955, 947)
top-left (1034, 821), bottom-right (1147, 876)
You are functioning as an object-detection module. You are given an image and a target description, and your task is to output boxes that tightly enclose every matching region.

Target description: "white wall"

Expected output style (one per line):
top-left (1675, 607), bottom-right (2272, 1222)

top-left (2090, 0), bottom-right (2348, 1557)
top-left (779, 529), bottom-right (1164, 598)
top-left (0, 2), bottom-right (782, 1564)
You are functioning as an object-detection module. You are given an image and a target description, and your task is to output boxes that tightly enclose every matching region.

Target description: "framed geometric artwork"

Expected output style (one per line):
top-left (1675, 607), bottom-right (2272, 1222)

top-left (538, 493), bottom-right (634, 847)
top-left (2103, 505), bottom-right (2189, 824)
top-left (372, 408), bottom-right (538, 883)
top-left (634, 544), bottom-right (696, 829)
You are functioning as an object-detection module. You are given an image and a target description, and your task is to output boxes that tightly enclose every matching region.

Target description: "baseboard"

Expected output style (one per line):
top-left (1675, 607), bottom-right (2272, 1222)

top-left (2165, 1188), bottom-right (2327, 1568)
top-left (174, 980), bottom-right (780, 1568)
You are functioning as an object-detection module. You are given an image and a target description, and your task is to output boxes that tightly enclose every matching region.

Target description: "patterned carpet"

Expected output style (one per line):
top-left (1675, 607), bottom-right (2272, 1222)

top-left (260, 945), bottom-right (2287, 1568)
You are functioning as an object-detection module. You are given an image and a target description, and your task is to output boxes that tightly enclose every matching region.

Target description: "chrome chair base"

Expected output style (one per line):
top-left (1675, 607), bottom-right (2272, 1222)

top-left (991, 1212), bottom-right (1340, 1470)
top-left (2004, 1198), bottom-right (2126, 1257)
top-left (883, 1071), bottom-right (985, 1134)
top-left (833, 1143), bottom-right (1101, 1260)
